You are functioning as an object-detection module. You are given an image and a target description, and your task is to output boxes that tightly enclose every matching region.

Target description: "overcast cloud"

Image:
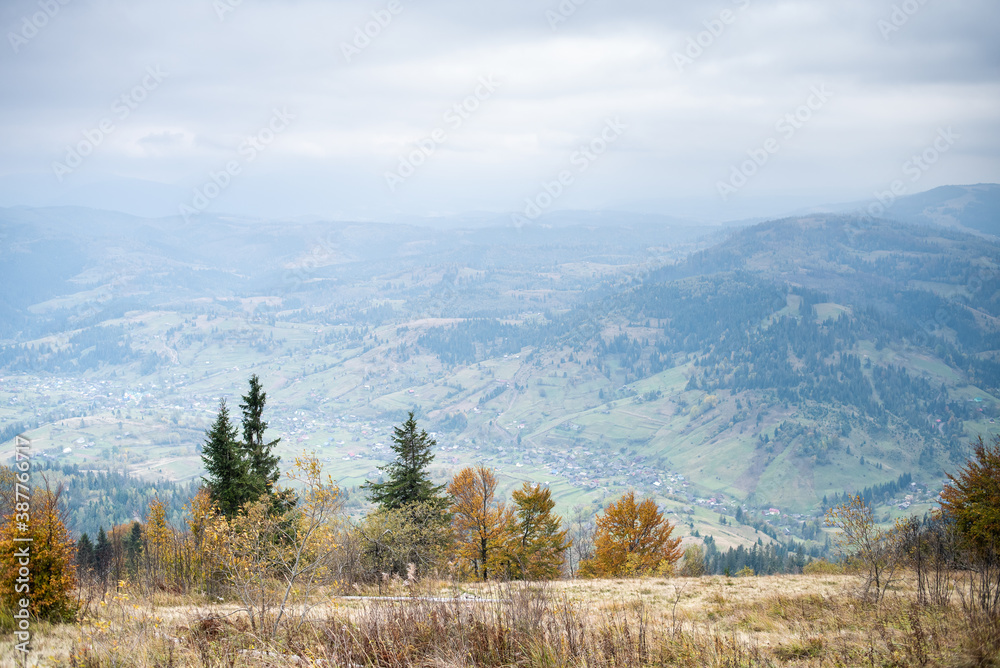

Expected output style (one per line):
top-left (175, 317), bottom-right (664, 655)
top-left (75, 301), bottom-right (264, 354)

top-left (0, 0), bottom-right (997, 222)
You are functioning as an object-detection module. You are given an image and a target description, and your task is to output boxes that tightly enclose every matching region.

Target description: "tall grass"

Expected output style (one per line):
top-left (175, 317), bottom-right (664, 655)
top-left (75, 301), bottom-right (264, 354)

top-left (20, 574), bottom-right (1000, 667)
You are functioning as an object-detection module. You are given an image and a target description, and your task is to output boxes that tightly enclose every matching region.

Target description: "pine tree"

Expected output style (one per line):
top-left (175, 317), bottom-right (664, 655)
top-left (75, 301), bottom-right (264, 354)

top-left (362, 412), bottom-right (447, 513)
top-left (202, 399), bottom-right (249, 517)
top-left (239, 375), bottom-right (281, 501)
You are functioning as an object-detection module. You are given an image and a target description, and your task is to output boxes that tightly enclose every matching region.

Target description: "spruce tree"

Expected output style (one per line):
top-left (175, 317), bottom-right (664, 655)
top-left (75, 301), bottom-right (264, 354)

top-left (239, 375), bottom-right (281, 500)
top-left (362, 412), bottom-right (448, 513)
top-left (125, 521), bottom-right (143, 573)
top-left (94, 526), bottom-right (111, 583)
top-left (76, 533), bottom-right (94, 576)
top-left (201, 399), bottom-right (248, 517)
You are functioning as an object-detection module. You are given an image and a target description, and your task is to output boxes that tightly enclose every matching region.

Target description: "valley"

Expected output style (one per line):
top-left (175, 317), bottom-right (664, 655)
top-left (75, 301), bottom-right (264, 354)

top-left (1, 191), bottom-right (998, 553)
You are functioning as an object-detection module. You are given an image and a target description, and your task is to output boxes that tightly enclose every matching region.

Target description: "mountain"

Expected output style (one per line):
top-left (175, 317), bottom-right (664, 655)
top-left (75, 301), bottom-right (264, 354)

top-left (413, 215), bottom-right (998, 508)
top-left (0, 204), bottom-right (997, 545)
top-left (877, 184), bottom-right (1000, 237)
top-left (811, 184), bottom-right (1000, 237)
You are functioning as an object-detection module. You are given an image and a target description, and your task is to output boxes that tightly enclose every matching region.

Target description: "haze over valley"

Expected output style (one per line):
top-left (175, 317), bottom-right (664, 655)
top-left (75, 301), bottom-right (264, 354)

top-left (2, 184), bottom-right (998, 553)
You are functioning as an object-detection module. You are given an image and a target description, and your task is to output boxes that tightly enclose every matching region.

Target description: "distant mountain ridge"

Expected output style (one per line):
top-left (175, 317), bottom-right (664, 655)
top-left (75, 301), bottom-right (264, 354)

top-left (1, 200), bottom-right (998, 520)
top-left (803, 184), bottom-right (1000, 237)
top-left (875, 183), bottom-right (1000, 237)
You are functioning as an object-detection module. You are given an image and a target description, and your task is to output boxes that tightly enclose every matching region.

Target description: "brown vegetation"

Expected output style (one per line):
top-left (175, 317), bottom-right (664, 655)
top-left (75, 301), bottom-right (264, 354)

top-left (5, 572), bottom-right (998, 667)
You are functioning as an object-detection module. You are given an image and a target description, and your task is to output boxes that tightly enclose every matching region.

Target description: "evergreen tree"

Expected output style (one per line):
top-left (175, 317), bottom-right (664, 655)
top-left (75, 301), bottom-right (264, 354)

top-left (76, 533), bottom-right (94, 577)
top-left (239, 375), bottom-right (281, 500)
top-left (125, 521), bottom-right (143, 573)
top-left (202, 399), bottom-right (249, 517)
top-left (94, 526), bottom-right (111, 583)
top-left (363, 412), bottom-right (447, 513)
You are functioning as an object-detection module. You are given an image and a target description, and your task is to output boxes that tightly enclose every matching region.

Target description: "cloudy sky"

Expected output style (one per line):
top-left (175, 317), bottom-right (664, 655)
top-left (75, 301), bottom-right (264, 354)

top-left (0, 0), bottom-right (997, 223)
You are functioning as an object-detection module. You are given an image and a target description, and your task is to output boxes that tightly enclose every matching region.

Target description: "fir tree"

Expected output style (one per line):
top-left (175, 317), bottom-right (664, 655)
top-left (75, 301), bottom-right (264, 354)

top-left (201, 399), bottom-right (249, 517)
top-left (363, 412), bottom-right (448, 513)
top-left (239, 375), bottom-right (281, 500)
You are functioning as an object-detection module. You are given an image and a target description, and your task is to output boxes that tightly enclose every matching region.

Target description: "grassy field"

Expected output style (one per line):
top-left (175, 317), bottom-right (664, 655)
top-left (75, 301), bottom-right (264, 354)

top-left (6, 573), bottom-right (998, 667)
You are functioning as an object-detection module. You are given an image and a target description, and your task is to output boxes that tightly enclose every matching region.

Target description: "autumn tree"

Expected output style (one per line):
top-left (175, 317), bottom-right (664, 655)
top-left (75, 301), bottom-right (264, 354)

top-left (143, 498), bottom-right (174, 588)
top-left (580, 491), bottom-right (682, 578)
top-left (0, 483), bottom-right (77, 621)
top-left (362, 412), bottom-right (448, 514)
top-left (825, 494), bottom-right (904, 603)
top-left (0, 465), bottom-right (15, 519)
top-left (939, 434), bottom-right (1000, 613)
top-left (679, 544), bottom-right (706, 577)
top-left (355, 501), bottom-right (454, 585)
top-left (448, 466), bottom-right (515, 580)
top-left (185, 486), bottom-right (219, 590)
top-left (205, 455), bottom-right (341, 636)
top-left (508, 483), bottom-right (569, 580)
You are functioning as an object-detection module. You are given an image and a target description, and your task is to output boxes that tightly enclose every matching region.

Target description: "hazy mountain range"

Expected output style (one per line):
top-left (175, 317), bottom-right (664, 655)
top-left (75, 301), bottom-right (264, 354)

top-left (0, 183), bottom-right (997, 543)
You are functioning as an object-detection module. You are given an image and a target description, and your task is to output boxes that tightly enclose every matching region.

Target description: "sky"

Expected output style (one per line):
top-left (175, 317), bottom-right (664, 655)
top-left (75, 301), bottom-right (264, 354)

top-left (0, 0), bottom-right (997, 223)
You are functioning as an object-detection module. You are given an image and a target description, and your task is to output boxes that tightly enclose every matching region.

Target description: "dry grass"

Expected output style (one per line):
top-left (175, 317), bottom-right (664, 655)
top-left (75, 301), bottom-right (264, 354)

top-left (3, 573), bottom-right (998, 667)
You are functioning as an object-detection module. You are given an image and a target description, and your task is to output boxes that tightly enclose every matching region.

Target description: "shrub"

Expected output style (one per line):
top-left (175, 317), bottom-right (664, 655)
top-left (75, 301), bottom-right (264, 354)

top-left (803, 559), bottom-right (844, 575)
top-left (679, 545), bottom-right (706, 577)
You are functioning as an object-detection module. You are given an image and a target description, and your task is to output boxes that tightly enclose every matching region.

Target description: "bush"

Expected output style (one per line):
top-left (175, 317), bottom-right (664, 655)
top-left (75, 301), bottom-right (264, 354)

top-left (679, 545), bottom-right (706, 577)
top-left (803, 559), bottom-right (844, 575)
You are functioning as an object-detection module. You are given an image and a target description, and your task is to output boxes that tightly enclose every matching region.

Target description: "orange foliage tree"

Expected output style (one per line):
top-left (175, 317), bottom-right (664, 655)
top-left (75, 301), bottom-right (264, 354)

top-left (939, 434), bottom-right (1000, 613)
top-left (941, 435), bottom-right (1000, 557)
top-left (0, 483), bottom-right (77, 620)
top-left (448, 466), bottom-right (514, 580)
top-left (580, 490), bottom-right (682, 578)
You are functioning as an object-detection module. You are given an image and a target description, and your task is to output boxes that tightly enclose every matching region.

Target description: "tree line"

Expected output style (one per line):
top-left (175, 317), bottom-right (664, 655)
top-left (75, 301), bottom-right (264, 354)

top-left (1, 375), bottom-right (997, 637)
top-left (0, 377), bottom-right (687, 629)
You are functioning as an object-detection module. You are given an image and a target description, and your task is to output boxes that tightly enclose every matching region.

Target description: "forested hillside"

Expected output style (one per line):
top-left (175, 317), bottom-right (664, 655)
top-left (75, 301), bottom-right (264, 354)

top-left (0, 206), bottom-right (997, 553)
